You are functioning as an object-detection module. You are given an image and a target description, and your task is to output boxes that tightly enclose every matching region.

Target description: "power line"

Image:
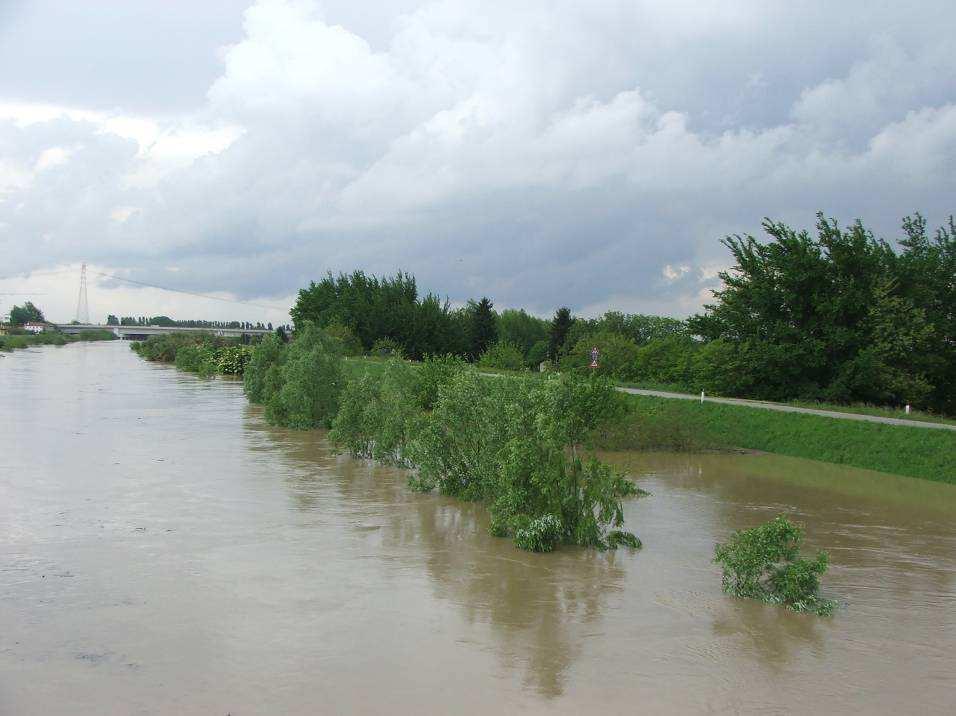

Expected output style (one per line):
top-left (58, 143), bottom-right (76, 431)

top-left (91, 270), bottom-right (289, 312)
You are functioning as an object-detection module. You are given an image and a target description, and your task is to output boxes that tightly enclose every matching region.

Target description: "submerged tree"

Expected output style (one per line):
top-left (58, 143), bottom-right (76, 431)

top-left (714, 515), bottom-right (836, 616)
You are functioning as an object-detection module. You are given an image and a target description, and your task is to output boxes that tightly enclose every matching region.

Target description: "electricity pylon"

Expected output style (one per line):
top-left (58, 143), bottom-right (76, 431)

top-left (75, 263), bottom-right (90, 324)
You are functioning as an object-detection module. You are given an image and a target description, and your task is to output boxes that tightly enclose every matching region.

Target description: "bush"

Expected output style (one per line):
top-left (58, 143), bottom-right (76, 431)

top-left (215, 345), bottom-right (252, 375)
top-left (244, 334), bottom-right (287, 403)
top-left (330, 360), bottom-right (422, 464)
top-left (266, 322), bottom-right (344, 428)
top-left (477, 341), bottom-right (526, 371)
top-left (525, 339), bottom-right (550, 370)
top-left (406, 368), bottom-right (508, 499)
top-left (632, 335), bottom-right (700, 387)
top-left (416, 354), bottom-right (468, 411)
top-left (561, 331), bottom-right (641, 380)
top-left (406, 370), bottom-right (643, 551)
top-left (714, 515), bottom-right (835, 616)
top-left (325, 322), bottom-right (364, 356)
top-left (174, 344), bottom-right (213, 374)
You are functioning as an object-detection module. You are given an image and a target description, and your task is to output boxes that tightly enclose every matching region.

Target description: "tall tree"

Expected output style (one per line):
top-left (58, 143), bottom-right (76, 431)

top-left (548, 307), bottom-right (574, 362)
top-left (498, 308), bottom-right (549, 357)
top-left (469, 297), bottom-right (497, 360)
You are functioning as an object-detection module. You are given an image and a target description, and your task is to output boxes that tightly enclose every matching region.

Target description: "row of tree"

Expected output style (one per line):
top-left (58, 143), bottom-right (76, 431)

top-left (106, 315), bottom-right (281, 331)
top-left (292, 212), bottom-right (954, 415)
top-left (290, 271), bottom-right (684, 367)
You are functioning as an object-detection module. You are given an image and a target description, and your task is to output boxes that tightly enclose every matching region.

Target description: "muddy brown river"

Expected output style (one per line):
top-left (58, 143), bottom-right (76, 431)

top-left (1, 342), bottom-right (954, 714)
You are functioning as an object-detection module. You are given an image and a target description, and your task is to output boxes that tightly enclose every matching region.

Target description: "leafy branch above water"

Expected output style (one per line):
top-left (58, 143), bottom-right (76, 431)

top-left (715, 515), bottom-right (836, 616)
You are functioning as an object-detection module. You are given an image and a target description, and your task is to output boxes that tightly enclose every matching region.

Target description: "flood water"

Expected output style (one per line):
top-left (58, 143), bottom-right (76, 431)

top-left (1, 342), bottom-right (954, 714)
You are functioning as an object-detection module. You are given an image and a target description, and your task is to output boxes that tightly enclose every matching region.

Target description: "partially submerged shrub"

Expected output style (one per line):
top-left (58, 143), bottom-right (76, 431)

top-left (244, 334), bottom-right (287, 403)
top-left (135, 333), bottom-right (251, 377)
top-left (513, 514), bottom-right (563, 552)
top-left (407, 368), bottom-right (509, 499)
top-left (266, 322), bottom-right (344, 428)
top-left (216, 345), bottom-right (252, 374)
top-left (330, 360), bottom-right (422, 464)
top-left (407, 371), bottom-right (643, 551)
top-left (714, 515), bottom-right (836, 616)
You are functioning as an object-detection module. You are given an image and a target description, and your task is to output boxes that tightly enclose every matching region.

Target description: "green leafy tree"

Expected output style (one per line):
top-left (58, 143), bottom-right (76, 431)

top-left (266, 323), bottom-right (344, 428)
top-left (488, 374), bottom-right (639, 551)
top-left (477, 341), bottom-right (525, 371)
top-left (242, 333), bottom-right (286, 405)
top-left (330, 360), bottom-right (422, 464)
top-left (548, 307), bottom-right (574, 362)
top-left (406, 368), bottom-right (507, 498)
top-left (714, 515), bottom-right (835, 616)
top-left (9, 302), bottom-right (44, 325)
top-left (468, 297), bottom-right (497, 360)
top-left (403, 368), bottom-right (642, 551)
top-left (561, 330), bottom-right (640, 380)
top-left (631, 335), bottom-right (700, 388)
top-left (895, 214), bottom-right (956, 414)
top-left (498, 308), bottom-right (549, 357)
top-left (324, 322), bottom-right (364, 356)
top-left (688, 212), bottom-right (955, 411)
top-left (596, 311), bottom-right (688, 345)
top-left (525, 339), bottom-right (550, 369)
top-left (290, 270), bottom-right (464, 358)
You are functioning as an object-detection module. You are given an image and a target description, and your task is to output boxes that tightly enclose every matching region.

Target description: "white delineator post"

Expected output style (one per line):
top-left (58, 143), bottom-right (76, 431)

top-left (905, 404), bottom-right (911, 415)
top-left (700, 390), bottom-right (705, 404)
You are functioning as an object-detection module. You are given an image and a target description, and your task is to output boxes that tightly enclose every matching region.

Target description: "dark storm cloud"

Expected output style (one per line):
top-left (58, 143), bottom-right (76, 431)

top-left (2, 0), bottom-right (956, 319)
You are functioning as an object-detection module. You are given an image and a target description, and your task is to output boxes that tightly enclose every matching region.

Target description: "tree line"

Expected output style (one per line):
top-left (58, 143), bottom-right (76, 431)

top-left (107, 315), bottom-right (283, 331)
top-left (292, 212), bottom-right (954, 415)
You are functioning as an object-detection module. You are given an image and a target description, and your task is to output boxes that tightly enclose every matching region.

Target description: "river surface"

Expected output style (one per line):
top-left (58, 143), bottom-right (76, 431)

top-left (1, 342), bottom-right (954, 715)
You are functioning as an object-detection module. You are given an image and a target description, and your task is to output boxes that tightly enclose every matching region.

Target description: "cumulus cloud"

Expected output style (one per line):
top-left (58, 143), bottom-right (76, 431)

top-left (1, 0), bottom-right (955, 323)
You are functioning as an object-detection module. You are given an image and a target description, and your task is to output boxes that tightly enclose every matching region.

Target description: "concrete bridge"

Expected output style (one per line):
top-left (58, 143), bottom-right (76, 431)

top-left (55, 323), bottom-right (273, 340)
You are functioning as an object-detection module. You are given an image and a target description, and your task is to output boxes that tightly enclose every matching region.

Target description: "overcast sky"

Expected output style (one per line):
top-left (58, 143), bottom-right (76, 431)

top-left (1, 0), bottom-right (955, 325)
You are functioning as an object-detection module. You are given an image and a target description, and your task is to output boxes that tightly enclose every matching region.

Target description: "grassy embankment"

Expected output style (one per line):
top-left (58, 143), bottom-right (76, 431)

top-left (0, 329), bottom-right (116, 351)
top-left (346, 357), bottom-right (955, 485)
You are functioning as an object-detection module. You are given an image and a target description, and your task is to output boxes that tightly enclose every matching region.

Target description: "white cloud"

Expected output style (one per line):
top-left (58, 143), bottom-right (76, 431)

top-left (2, 0), bottom-right (956, 322)
top-left (662, 264), bottom-right (690, 282)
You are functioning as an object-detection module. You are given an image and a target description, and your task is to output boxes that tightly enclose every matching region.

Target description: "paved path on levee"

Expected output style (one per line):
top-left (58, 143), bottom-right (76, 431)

top-left (618, 387), bottom-right (956, 432)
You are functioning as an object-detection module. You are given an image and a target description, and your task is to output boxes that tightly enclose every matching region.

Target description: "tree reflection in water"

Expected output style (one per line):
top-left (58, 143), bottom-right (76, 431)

top-left (245, 409), bottom-right (626, 698)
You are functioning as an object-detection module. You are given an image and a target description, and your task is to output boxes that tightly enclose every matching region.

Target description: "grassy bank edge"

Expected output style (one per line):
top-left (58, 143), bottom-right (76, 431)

top-left (602, 393), bottom-right (955, 485)
top-left (345, 358), bottom-right (955, 484)
top-left (0, 329), bottom-right (117, 352)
